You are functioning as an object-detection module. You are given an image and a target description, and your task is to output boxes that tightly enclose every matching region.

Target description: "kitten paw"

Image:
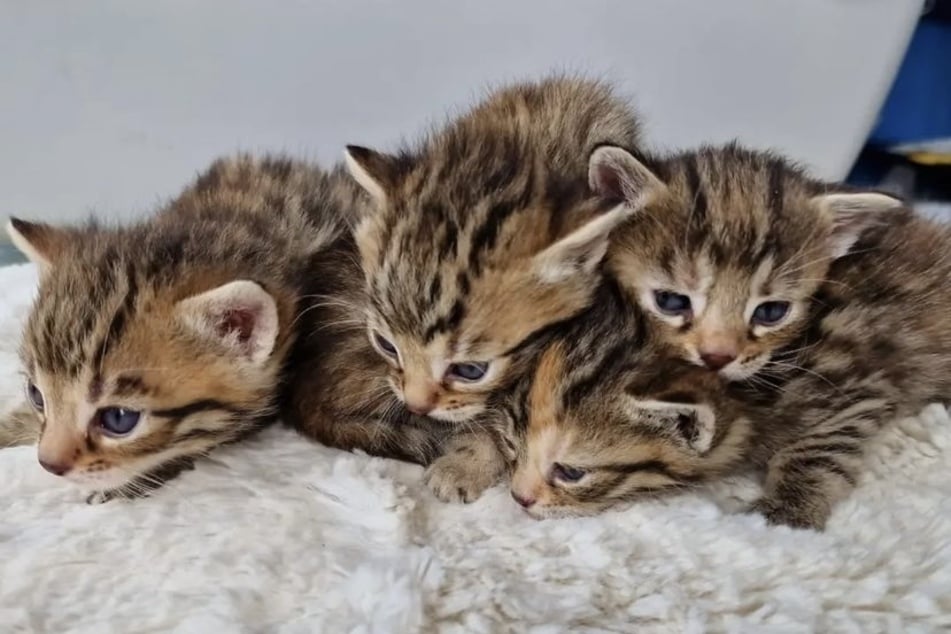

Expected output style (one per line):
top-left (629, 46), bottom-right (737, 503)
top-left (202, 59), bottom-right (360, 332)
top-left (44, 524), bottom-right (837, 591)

top-left (749, 497), bottom-right (828, 531)
top-left (85, 490), bottom-right (117, 505)
top-left (424, 453), bottom-right (501, 504)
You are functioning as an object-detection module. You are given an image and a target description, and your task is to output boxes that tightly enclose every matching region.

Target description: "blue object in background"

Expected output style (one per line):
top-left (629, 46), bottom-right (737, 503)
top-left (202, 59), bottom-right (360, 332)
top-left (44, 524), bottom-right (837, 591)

top-left (868, 18), bottom-right (951, 147)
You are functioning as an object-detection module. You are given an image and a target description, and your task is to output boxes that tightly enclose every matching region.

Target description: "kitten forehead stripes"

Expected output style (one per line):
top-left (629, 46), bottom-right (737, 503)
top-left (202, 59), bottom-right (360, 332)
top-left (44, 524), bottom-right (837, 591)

top-left (32, 254), bottom-right (139, 377)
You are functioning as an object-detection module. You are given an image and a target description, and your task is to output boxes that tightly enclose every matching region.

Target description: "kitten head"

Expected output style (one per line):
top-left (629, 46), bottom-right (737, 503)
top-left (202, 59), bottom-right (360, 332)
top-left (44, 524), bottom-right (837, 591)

top-left (344, 78), bottom-right (641, 422)
top-left (8, 217), bottom-right (291, 494)
top-left (591, 144), bottom-right (904, 380)
top-left (509, 342), bottom-right (748, 519)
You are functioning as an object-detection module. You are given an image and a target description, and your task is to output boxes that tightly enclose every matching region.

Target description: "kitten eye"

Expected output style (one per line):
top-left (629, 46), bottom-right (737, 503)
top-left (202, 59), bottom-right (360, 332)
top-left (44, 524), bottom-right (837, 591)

top-left (551, 462), bottom-right (587, 483)
top-left (653, 290), bottom-right (692, 316)
top-left (373, 332), bottom-right (399, 358)
top-left (447, 362), bottom-right (489, 382)
top-left (96, 407), bottom-right (141, 437)
top-left (26, 382), bottom-right (44, 412)
top-left (751, 301), bottom-right (790, 326)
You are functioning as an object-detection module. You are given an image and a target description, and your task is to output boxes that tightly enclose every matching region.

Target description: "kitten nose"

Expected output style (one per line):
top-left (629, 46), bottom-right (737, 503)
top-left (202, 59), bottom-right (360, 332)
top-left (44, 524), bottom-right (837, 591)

top-left (403, 382), bottom-right (438, 416)
top-left (39, 458), bottom-right (72, 477)
top-left (511, 490), bottom-right (536, 508)
top-left (405, 401), bottom-right (433, 416)
top-left (700, 352), bottom-right (736, 371)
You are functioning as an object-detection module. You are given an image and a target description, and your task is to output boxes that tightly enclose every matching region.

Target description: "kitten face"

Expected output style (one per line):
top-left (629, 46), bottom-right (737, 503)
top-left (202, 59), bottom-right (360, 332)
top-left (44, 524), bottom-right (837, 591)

top-left (621, 247), bottom-right (824, 381)
top-left (5, 153), bottom-right (332, 497)
top-left (344, 79), bottom-right (640, 421)
top-left (14, 249), bottom-right (283, 494)
top-left (509, 344), bottom-right (716, 518)
top-left (23, 304), bottom-right (267, 492)
top-left (360, 230), bottom-right (614, 422)
top-left (509, 343), bottom-right (746, 519)
top-left (592, 144), bottom-right (903, 381)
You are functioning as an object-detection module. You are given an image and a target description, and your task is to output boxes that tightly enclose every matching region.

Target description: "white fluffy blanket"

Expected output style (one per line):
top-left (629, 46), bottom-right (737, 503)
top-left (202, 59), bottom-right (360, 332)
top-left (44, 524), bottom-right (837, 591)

top-left (1, 262), bottom-right (950, 633)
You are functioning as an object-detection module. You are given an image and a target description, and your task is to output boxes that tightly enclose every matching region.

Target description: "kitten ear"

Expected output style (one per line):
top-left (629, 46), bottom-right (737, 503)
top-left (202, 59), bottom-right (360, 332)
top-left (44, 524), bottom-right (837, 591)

top-left (811, 192), bottom-right (905, 258)
top-left (588, 145), bottom-right (667, 207)
top-left (175, 280), bottom-right (279, 365)
top-left (6, 217), bottom-right (70, 275)
top-left (626, 398), bottom-right (717, 454)
top-left (344, 145), bottom-right (403, 205)
top-left (530, 146), bottom-right (666, 283)
top-left (531, 205), bottom-right (630, 283)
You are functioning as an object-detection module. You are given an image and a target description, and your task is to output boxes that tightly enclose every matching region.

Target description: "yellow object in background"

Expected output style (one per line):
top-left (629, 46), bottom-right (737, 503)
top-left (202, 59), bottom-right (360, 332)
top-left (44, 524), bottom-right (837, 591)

top-left (906, 152), bottom-right (951, 166)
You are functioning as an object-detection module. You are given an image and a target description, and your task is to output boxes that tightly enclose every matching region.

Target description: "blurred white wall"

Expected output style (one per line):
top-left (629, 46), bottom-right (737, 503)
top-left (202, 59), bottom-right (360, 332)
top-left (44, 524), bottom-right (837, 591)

top-left (0, 0), bottom-right (922, 228)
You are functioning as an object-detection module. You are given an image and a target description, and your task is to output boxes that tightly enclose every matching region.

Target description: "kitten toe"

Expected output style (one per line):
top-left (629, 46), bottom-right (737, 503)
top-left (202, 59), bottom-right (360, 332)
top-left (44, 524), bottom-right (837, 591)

top-left (749, 496), bottom-right (828, 531)
top-left (423, 454), bottom-right (501, 504)
top-left (85, 490), bottom-right (117, 505)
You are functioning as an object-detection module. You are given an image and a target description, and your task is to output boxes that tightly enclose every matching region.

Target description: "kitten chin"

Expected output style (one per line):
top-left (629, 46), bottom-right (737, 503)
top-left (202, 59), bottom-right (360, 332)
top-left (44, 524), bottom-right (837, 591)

top-left (7, 154), bottom-right (350, 501)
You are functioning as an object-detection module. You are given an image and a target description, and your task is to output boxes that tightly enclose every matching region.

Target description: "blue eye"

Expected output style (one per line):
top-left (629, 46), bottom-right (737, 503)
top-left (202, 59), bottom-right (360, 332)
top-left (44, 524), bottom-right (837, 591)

top-left (97, 407), bottom-right (141, 436)
top-left (447, 362), bottom-right (489, 382)
top-left (751, 301), bottom-right (790, 326)
top-left (653, 290), bottom-right (692, 316)
top-left (373, 332), bottom-right (398, 357)
top-left (551, 462), bottom-right (587, 483)
top-left (26, 382), bottom-right (44, 411)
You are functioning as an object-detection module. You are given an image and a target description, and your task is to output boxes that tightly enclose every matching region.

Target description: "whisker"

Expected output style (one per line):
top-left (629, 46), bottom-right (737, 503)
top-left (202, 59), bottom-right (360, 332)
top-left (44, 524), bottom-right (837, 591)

top-left (765, 359), bottom-right (843, 394)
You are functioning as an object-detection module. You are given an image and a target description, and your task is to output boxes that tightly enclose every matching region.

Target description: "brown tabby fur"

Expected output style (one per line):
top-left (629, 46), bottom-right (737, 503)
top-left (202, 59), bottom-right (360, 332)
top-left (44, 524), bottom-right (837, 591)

top-left (505, 144), bottom-right (951, 529)
top-left (289, 77), bottom-right (642, 501)
top-left (351, 76), bottom-right (641, 421)
top-left (503, 281), bottom-right (748, 519)
top-left (4, 155), bottom-right (350, 501)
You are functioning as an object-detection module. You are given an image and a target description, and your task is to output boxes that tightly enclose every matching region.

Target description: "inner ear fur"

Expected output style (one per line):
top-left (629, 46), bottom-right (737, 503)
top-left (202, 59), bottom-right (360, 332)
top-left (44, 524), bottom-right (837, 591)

top-left (174, 280), bottom-right (280, 365)
top-left (588, 145), bottom-right (668, 208)
top-left (624, 396), bottom-right (717, 454)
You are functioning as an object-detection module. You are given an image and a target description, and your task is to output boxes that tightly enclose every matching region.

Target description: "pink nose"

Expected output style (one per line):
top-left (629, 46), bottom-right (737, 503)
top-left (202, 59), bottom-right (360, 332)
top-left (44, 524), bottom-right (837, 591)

top-left (511, 491), bottom-right (536, 508)
top-left (39, 458), bottom-right (72, 476)
top-left (700, 352), bottom-right (736, 371)
top-left (405, 401), bottom-right (433, 416)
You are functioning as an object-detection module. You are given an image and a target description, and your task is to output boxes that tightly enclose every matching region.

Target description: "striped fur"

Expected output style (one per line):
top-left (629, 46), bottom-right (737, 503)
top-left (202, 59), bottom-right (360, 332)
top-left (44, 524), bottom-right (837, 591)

top-left (503, 144), bottom-right (951, 529)
top-left (495, 281), bottom-right (750, 519)
top-left (5, 155), bottom-right (351, 501)
top-left (288, 77), bottom-right (642, 502)
top-left (346, 76), bottom-right (641, 423)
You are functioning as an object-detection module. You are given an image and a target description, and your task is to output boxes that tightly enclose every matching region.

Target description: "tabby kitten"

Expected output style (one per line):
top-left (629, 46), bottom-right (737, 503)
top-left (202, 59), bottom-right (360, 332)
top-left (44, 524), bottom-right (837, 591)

top-left (288, 77), bottom-right (643, 501)
top-left (505, 280), bottom-right (743, 519)
top-left (507, 143), bottom-right (951, 529)
top-left (592, 143), bottom-right (909, 382)
top-left (5, 155), bottom-right (348, 502)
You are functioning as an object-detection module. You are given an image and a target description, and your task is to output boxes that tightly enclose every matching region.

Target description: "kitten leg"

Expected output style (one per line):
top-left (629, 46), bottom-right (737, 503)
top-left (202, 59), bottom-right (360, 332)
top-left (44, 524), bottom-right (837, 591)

top-left (750, 398), bottom-right (888, 530)
top-left (424, 428), bottom-right (509, 503)
top-left (0, 403), bottom-right (40, 448)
